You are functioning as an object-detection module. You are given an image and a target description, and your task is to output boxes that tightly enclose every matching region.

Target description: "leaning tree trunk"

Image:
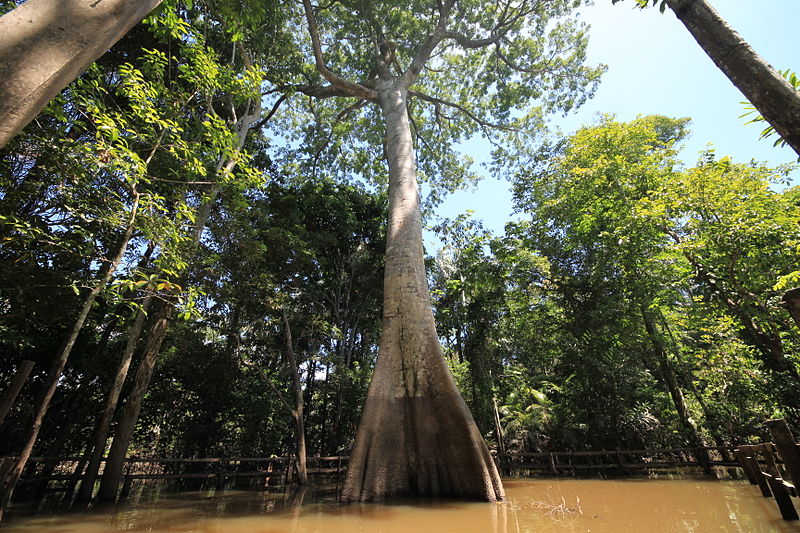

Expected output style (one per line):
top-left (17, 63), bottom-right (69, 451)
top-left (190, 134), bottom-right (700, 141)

top-left (0, 192), bottom-right (140, 519)
top-left (95, 93), bottom-right (261, 501)
top-left (96, 300), bottom-right (171, 502)
top-left (76, 296), bottom-right (152, 502)
top-left (341, 80), bottom-right (504, 502)
top-left (641, 307), bottom-right (712, 473)
top-left (664, 0), bottom-right (800, 157)
top-left (0, 360), bottom-right (34, 428)
top-left (0, 0), bottom-right (164, 148)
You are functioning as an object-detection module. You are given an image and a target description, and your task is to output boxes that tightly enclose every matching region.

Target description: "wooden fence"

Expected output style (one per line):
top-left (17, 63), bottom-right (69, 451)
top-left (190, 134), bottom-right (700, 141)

top-left (0, 455), bottom-right (347, 497)
top-left (5, 422), bottom-right (800, 522)
top-left (1, 445), bottom-right (738, 499)
top-left (733, 419), bottom-right (800, 521)
top-left (496, 446), bottom-right (736, 475)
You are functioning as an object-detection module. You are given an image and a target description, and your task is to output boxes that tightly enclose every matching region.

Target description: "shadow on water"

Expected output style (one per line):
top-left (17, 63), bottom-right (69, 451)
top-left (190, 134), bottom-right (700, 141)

top-left (4, 477), bottom-right (800, 532)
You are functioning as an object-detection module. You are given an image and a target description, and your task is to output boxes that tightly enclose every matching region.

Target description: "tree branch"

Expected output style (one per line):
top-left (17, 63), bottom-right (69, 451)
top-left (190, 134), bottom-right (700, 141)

top-left (408, 89), bottom-right (517, 132)
top-left (252, 93), bottom-right (288, 131)
top-left (302, 0), bottom-right (377, 100)
top-left (400, 0), bottom-right (456, 86)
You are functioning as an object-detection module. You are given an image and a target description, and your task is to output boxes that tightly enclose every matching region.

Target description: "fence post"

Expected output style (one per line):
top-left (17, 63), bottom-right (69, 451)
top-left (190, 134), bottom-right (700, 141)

top-left (216, 458), bottom-right (226, 491)
top-left (764, 473), bottom-right (799, 521)
top-left (743, 451), bottom-right (772, 497)
top-left (735, 448), bottom-right (758, 485)
top-left (285, 456), bottom-right (294, 485)
top-left (766, 419), bottom-right (800, 493)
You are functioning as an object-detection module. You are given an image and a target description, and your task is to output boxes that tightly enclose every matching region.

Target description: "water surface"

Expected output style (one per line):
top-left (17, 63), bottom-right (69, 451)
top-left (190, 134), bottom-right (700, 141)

top-left (4, 478), bottom-right (800, 532)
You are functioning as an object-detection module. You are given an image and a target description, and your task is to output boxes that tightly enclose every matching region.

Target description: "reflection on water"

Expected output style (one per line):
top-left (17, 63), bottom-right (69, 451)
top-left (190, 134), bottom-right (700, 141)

top-left (4, 478), bottom-right (800, 532)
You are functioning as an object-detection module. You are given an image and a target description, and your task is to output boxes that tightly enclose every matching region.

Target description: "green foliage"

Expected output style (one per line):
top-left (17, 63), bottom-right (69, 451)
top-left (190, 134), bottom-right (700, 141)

top-left (271, 0), bottom-right (604, 207)
top-left (611, 0), bottom-right (668, 13)
top-left (504, 115), bottom-right (800, 447)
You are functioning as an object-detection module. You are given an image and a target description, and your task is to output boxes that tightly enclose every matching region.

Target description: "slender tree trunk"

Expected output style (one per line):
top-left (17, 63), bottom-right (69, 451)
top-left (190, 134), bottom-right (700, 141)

top-left (781, 288), bottom-right (800, 329)
top-left (492, 393), bottom-right (506, 457)
top-left (95, 92), bottom-right (261, 501)
top-left (0, 192), bottom-right (140, 519)
top-left (663, 0), bottom-right (800, 157)
top-left (341, 80), bottom-right (504, 502)
top-left (96, 300), bottom-right (171, 502)
top-left (76, 296), bottom-right (152, 502)
top-left (0, 0), bottom-right (164, 147)
top-left (641, 307), bottom-right (712, 473)
top-left (281, 311), bottom-right (308, 485)
top-left (0, 360), bottom-right (34, 428)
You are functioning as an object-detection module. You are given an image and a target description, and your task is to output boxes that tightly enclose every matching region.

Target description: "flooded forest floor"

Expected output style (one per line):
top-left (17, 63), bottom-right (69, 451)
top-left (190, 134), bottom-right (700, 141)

top-left (3, 476), bottom-right (800, 532)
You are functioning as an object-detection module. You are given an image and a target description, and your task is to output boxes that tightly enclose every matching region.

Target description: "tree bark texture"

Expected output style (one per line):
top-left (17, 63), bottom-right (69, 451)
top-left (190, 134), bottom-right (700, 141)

top-left (97, 300), bottom-right (171, 502)
top-left (341, 81), bottom-right (504, 502)
top-left (781, 288), bottom-right (800, 330)
top-left (664, 0), bottom-right (800, 157)
top-left (0, 360), bottom-right (34, 428)
top-left (282, 310), bottom-right (308, 485)
top-left (0, 0), bottom-right (163, 148)
top-left (76, 297), bottom-right (152, 502)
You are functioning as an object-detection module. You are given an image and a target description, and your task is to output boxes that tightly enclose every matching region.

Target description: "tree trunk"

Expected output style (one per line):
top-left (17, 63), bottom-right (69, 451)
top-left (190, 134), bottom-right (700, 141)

top-left (281, 310), bottom-right (308, 485)
top-left (492, 393), bottom-right (506, 457)
top-left (0, 0), bottom-right (164, 148)
top-left (0, 192), bottom-right (140, 519)
top-left (0, 360), bottom-right (34, 428)
top-left (76, 296), bottom-right (152, 502)
top-left (664, 0), bottom-right (800, 157)
top-left (780, 288), bottom-right (800, 329)
top-left (96, 300), bottom-right (171, 502)
top-left (642, 307), bottom-right (712, 473)
top-left (94, 91), bottom-right (261, 501)
top-left (341, 80), bottom-right (504, 502)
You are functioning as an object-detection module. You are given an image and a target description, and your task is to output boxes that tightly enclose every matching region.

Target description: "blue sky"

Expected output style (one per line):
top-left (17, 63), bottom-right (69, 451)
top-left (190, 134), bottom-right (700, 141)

top-left (428, 0), bottom-right (800, 244)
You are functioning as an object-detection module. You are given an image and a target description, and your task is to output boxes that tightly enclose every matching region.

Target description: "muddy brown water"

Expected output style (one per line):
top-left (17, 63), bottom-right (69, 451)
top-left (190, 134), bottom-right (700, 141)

top-left (4, 477), bottom-right (800, 532)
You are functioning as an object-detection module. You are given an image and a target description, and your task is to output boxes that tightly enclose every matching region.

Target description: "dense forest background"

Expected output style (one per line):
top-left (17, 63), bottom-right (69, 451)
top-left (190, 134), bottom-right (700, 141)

top-left (1, 0), bottom-right (799, 492)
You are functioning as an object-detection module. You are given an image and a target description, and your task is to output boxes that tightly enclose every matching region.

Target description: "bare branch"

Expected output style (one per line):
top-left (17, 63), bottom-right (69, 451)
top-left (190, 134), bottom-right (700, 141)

top-left (443, 30), bottom-right (504, 49)
top-left (400, 0), bottom-right (456, 85)
top-left (336, 99), bottom-right (368, 121)
top-left (408, 89), bottom-right (517, 132)
top-left (302, 0), bottom-right (377, 100)
top-left (252, 93), bottom-right (288, 131)
top-left (442, 0), bottom-right (535, 50)
top-left (293, 84), bottom-right (355, 99)
top-left (494, 43), bottom-right (553, 75)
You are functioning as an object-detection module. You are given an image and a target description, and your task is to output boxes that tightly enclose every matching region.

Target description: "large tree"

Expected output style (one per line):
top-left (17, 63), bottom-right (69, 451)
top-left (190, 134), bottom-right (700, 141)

top-left (282, 0), bottom-right (602, 501)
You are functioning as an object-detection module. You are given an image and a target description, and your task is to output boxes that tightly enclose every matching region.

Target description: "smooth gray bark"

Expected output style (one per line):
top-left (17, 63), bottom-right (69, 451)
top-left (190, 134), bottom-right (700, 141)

top-left (0, 0), bottom-right (163, 147)
top-left (340, 81), bottom-right (504, 502)
top-left (664, 0), bottom-right (800, 157)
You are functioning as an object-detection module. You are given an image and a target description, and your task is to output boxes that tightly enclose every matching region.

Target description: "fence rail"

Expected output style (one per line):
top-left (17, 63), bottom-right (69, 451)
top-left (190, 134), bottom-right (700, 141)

top-left (0, 444), bottom-right (739, 497)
